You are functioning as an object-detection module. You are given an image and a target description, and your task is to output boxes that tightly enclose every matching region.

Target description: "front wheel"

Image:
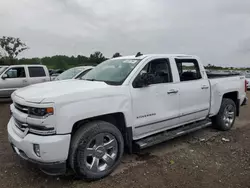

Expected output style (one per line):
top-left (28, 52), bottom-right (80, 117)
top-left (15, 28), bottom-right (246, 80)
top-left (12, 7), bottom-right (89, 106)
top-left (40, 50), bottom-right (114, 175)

top-left (212, 98), bottom-right (236, 131)
top-left (69, 121), bottom-right (124, 180)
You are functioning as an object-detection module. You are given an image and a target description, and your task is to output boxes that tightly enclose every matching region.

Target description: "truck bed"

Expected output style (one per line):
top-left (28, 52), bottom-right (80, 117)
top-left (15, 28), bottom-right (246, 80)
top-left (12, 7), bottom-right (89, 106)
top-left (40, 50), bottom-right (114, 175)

top-left (207, 72), bottom-right (241, 79)
top-left (208, 74), bottom-right (246, 117)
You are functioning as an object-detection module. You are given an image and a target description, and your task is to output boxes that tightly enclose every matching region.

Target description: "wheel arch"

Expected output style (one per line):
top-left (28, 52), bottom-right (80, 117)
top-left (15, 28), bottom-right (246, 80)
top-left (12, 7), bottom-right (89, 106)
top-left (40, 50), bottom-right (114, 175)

top-left (222, 91), bottom-right (239, 116)
top-left (71, 112), bottom-right (133, 153)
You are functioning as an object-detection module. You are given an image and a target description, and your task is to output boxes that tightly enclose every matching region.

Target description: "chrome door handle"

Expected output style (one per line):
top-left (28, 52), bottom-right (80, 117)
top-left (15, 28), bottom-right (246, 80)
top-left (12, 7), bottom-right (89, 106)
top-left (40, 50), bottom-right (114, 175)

top-left (201, 85), bottom-right (209, 89)
top-left (23, 80), bottom-right (27, 83)
top-left (167, 89), bottom-right (179, 94)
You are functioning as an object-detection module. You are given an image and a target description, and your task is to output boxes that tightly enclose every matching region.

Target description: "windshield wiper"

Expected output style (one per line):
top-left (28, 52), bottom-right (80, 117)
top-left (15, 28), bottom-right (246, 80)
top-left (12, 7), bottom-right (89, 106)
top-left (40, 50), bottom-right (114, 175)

top-left (82, 78), bottom-right (120, 85)
top-left (83, 78), bottom-right (96, 81)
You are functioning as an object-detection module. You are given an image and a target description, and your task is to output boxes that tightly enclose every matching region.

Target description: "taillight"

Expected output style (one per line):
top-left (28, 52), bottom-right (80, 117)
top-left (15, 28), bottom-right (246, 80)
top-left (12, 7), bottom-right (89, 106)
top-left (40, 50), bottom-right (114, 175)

top-left (245, 80), bottom-right (248, 92)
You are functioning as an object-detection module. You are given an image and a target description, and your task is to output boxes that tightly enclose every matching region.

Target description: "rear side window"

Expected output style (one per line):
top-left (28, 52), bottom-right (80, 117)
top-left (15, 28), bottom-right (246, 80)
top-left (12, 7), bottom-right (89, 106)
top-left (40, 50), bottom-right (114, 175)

top-left (175, 59), bottom-right (202, 81)
top-left (28, 67), bottom-right (46, 77)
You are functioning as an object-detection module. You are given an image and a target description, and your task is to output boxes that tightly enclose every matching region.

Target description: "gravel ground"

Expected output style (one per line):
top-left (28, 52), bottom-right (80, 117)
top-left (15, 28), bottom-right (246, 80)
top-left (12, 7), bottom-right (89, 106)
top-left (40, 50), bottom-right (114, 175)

top-left (0, 93), bottom-right (249, 188)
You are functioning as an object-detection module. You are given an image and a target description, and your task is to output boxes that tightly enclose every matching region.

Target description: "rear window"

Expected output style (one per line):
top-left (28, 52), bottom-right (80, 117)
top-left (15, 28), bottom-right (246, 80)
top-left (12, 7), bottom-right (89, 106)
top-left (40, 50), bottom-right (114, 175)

top-left (28, 67), bottom-right (46, 77)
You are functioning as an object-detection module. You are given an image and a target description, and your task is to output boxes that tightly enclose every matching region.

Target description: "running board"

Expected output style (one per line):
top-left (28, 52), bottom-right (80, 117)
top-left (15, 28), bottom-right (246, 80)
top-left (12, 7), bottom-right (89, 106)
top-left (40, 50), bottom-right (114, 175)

top-left (134, 119), bottom-right (212, 150)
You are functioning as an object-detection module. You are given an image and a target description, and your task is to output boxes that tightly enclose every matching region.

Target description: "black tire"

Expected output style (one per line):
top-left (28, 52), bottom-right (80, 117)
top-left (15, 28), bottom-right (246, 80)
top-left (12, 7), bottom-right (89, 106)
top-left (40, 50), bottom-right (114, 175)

top-left (69, 120), bottom-right (124, 181)
top-left (212, 98), bottom-right (236, 131)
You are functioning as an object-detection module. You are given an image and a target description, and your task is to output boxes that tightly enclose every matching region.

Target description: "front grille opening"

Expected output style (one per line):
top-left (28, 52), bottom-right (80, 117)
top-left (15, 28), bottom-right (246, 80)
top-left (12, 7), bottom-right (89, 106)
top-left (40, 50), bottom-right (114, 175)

top-left (14, 103), bottom-right (29, 114)
top-left (13, 118), bottom-right (28, 132)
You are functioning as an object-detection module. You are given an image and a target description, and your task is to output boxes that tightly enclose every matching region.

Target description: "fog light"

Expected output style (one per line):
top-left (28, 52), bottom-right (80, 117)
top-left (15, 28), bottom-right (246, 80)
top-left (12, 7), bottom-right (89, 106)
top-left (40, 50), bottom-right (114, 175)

top-left (33, 144), bottom-right (41, 157)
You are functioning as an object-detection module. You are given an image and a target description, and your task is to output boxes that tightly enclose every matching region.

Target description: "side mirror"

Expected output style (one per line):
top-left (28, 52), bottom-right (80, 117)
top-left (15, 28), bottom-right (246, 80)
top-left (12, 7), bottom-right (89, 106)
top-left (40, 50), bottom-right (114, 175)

top-left (2, 74), bottom-right (8, 80)
top-left (134, 73), bottom-right (154, 88)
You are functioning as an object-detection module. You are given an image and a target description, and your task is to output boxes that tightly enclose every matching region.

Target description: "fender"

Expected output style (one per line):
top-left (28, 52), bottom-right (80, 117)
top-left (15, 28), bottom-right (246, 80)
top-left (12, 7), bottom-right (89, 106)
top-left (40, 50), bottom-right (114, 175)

top-left (55, 95), bottom-right (133, 134)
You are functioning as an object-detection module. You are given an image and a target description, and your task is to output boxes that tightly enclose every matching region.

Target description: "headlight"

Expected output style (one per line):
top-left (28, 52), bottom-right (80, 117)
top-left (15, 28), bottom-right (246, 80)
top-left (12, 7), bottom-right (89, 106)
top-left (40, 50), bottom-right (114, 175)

top-left (28, 107), bottom-right (54, 117)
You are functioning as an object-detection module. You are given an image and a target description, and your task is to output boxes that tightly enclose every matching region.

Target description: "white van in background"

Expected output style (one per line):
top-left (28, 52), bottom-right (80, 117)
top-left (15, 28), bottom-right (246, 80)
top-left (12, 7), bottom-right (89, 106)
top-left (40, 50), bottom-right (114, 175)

top-left (0, 65), bottom-right (50, 98)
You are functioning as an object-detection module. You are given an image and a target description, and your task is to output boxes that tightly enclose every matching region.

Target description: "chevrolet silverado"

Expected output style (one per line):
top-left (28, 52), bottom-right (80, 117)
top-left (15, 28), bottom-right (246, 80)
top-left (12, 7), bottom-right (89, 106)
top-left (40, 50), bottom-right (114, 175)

top-left (7, 54), bottom-right (247, 180)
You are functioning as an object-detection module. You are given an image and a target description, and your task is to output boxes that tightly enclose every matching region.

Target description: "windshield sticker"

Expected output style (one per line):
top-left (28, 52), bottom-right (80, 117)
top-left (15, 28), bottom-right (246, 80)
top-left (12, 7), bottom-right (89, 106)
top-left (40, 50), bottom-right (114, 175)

top-left (123, 60), bottom-right (138, 64)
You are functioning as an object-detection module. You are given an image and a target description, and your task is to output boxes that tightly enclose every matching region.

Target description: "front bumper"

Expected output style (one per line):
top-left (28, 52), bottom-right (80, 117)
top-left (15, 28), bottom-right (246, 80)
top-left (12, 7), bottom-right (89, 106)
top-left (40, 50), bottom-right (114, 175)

top-left (8, 117), bottom-right (71, 175)
top-left (11, 144), bottom-right (67, 175)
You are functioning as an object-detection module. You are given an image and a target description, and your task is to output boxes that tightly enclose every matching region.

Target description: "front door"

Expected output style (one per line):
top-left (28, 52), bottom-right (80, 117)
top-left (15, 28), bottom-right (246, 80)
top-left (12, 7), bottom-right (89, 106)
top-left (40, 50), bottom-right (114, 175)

top-left (0, 67), bottom-right (28, 97)
top-left (130, 58), bottom-right (180, 139)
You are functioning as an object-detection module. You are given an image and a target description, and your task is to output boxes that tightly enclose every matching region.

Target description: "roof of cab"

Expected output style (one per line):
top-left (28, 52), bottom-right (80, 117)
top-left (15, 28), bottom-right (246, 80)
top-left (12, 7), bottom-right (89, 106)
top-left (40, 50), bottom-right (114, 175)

top-left (8, 64), bottom-right (46, 67)
top-left (113, 54), bottom-right (195, 60)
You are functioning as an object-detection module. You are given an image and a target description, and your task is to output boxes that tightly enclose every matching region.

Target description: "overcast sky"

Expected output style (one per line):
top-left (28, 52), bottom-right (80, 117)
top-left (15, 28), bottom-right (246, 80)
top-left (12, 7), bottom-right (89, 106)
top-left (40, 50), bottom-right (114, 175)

top-left (0, 0), bottom-right (250, 67)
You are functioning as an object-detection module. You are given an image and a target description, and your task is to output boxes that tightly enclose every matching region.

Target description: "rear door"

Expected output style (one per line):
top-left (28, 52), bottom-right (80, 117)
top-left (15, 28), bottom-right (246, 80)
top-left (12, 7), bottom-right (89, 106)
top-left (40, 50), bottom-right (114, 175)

top-left (175, 58), bottom-right (210, 124)
top-left (0, 66), bottom-right (28, 97)
top-left (130, 58), bottom-right (180, 139)
top-left (28, 66), bottom-right (48, 85)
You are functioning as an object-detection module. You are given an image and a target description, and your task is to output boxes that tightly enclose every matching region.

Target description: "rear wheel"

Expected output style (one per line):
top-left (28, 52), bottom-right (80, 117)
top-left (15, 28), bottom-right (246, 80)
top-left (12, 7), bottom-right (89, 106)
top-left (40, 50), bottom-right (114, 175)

top-left (212, 98), bottom-right (236, 131)
top-left (69, 121), bottom-right (124, 180)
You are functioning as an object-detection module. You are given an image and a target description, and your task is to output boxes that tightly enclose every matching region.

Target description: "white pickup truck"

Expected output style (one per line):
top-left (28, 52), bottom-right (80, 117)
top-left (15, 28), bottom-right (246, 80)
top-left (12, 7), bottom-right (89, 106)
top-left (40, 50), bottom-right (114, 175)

top-left (7, 54), bottom-right (247, 180)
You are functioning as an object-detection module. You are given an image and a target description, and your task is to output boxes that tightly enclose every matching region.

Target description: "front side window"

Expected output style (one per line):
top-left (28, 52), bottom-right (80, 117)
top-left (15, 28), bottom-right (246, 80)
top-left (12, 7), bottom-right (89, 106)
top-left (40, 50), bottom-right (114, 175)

top-left (133, 58), bottom-right (172, 86)
top-left (28, 67), bottom-right (46, 77)
top-left (5, 67), bottom-right (26, 78)
top-left (82, 59), bottom-right (141, 85)
top-left (175, 59), bottom-right (202, 81)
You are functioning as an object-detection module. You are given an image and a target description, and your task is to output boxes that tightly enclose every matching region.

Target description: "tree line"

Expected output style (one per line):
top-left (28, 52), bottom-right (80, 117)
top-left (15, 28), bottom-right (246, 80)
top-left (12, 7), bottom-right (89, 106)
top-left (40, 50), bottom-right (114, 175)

top-left (0, 36), bottom-right (123, 70)
top-left (0, 36), bottom-right (249, 71)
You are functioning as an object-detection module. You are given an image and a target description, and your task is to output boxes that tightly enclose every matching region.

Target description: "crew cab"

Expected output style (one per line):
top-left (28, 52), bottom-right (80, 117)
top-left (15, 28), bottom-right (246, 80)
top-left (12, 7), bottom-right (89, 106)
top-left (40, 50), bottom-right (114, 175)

top-left (7, 54), bottom-right (247, 180)
top-left (0, 65), bottom-right (50, 98)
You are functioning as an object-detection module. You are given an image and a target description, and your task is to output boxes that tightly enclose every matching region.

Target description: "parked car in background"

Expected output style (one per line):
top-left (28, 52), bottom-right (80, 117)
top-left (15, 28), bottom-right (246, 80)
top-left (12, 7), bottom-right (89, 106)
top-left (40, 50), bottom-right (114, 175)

top-left (7, 54), bottom-right (247, 180)
top-left (49, 69), bottom-right (64, 76)
top-left (0, 65), bottom-right (50, 98)
top-left (245, 74), bottom-right (250, 89)
top-left (54, 66), bottom-right (94, 81)
top-left (50, 73), bottom-right (61, 81)
top-left (49, 69), bottom-right (64, 80)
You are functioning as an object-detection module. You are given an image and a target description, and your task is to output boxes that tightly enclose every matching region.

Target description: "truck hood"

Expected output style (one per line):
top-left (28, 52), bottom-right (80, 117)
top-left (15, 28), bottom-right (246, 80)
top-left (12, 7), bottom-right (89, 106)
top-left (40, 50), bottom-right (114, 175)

top-left (14, 80), bottom-right (112, 103)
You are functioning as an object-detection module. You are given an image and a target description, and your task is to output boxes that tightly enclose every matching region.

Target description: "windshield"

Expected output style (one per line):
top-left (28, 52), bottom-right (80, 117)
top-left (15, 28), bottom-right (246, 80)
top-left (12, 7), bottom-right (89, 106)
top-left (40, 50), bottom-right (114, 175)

top-left (82, 59), bottom-right (141, 85)
top-left (56, 67), bottom-right (83, 80)
top-left (0, 66), bottom-right (8, 75)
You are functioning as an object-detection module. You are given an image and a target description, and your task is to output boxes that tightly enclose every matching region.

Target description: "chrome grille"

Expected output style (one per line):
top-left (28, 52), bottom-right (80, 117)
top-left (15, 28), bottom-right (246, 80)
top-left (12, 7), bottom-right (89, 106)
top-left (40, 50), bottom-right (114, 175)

top-left (14, 103), bottom-right (28, 114)
top-left (13, 117), bottom-right (28, 132)
top-left (13, 117), bottom-right (56, 136)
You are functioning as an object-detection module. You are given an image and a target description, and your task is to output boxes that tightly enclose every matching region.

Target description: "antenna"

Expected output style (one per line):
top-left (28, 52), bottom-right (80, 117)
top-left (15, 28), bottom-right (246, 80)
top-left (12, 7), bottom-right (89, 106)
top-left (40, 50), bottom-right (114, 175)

top-left (135, 52), bottom-right (143, 57)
